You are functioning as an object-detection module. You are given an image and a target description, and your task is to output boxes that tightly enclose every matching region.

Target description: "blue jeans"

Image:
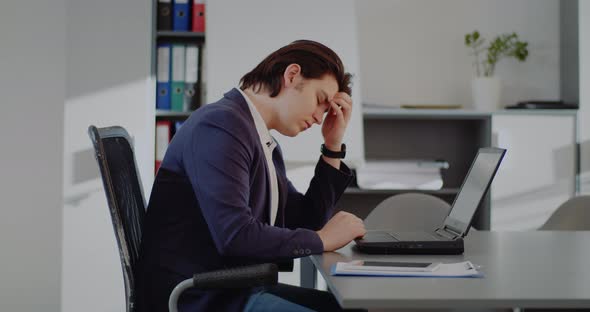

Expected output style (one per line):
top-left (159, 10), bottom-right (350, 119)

top-left (243, 291), bottom-right (315, 312)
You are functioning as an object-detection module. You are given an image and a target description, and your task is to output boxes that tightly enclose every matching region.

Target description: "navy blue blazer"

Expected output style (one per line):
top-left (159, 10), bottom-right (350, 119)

top-left (135, 88), bottom-right (353, 311)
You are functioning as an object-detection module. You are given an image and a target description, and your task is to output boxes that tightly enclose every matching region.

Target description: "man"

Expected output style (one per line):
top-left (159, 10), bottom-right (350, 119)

top-left (135, 40), bottom-right (366, 311)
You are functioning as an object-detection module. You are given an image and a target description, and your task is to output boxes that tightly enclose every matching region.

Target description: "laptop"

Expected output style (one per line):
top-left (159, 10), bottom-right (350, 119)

top-left (354, 147), bottom-right (506, 255)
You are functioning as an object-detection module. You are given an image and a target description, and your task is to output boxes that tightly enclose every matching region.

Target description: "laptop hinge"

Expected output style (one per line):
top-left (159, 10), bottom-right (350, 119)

top-left (436, 226), bottom-right (461, 239)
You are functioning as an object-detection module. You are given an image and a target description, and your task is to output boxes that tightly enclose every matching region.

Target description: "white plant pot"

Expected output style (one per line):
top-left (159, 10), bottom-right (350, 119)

top-left (471, 77), bottom-right (501, 111)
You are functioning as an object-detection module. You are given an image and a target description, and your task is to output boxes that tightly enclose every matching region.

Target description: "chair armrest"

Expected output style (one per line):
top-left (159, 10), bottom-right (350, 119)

top-left (275, 259), bottom-right (294, 272)
top-left (192, 263), bottom-right (278, 290)
top-left (169, 263), bottom-right (278, 312)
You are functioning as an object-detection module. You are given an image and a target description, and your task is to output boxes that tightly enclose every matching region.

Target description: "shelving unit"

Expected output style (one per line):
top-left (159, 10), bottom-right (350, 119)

top-left (151, 0), bottom-right (205, 173)
top-left (155, 109), bottom-right (193, 118)
top-left (336, 108), bottom-right (493, 230)
top-left (157, 31), bottom-right (205, 39)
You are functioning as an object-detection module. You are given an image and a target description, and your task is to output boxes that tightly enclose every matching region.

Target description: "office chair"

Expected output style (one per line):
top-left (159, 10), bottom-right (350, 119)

top-left (539, 195), bottom-right (590, 231)
top-left (88, 125), bottom-right (278, 312)
top-left (364, 193), bottom-right (452, 230)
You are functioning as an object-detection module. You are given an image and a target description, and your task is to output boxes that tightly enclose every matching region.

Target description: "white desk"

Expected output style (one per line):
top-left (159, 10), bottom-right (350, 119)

top-left (311, 231), bottom-right (590, 310)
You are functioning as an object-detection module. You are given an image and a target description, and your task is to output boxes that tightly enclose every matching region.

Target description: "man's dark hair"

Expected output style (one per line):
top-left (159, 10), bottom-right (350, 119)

top-left (240, 40), bottom-right (352, 97)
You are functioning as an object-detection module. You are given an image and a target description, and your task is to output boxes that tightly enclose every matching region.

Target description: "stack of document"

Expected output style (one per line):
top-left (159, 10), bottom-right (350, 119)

top-left (356, 160), bottom-right (448, 190)
top-left (332, 261), bottom-right (483, 278)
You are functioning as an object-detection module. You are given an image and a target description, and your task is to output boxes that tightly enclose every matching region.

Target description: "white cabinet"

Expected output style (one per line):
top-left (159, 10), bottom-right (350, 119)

top-left (491, 112), bottom-right (577, 231)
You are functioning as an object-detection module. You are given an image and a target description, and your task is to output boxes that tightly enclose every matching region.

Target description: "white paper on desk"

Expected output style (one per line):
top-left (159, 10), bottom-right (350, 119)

top-left (356, 160), bottom-right (446, 190)
top-left (331, 261), bottom-right (483, 278)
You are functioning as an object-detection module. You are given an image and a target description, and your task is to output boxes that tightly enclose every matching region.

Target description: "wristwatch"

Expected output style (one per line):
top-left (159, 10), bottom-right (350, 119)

top-left (321, 143), bottom-right (346, 159)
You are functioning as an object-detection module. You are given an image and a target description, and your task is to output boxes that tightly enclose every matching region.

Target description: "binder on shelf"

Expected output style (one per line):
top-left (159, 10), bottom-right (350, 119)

top-left (192, 0), bottom-right (205, 32)
top-left (173, 0), bottom-right (190, 31)
top-left (183, 45), bottom-right (200, 111)
top-left (156, 44), bottom-right (172, 110)
top-left (157, 0), bottom-right (172, 31)
top-left (171, 44), bottom-right (186, 112)
top-left (155, 121), bottom-right (172, 173)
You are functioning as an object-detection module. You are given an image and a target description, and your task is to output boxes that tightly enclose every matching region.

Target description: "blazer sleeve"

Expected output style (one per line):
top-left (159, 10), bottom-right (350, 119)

top-left (282, 155), bottom-right (354, 231)
top-left (182, 111), bottom-right (324, 260)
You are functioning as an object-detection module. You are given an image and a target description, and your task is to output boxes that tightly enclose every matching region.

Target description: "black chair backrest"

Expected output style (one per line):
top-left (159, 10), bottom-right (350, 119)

top-left (88, 125), bottom-right (146, 312)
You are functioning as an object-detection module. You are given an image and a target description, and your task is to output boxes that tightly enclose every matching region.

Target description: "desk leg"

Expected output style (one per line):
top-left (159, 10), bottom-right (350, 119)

top-left (300, 256), bottom-right (317, 289)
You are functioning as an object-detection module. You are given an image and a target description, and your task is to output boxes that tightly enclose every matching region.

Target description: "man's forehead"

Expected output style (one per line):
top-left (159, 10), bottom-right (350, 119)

top-left (316, 78), bottom-right (338, 97)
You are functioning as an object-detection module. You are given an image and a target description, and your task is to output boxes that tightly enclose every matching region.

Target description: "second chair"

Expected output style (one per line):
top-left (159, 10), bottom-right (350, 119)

top-left (364, 192), bottom-right (452, 231)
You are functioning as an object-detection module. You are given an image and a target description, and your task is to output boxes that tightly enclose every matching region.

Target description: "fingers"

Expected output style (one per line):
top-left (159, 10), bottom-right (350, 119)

top-left (335, 210), bottom-right (362, 221)
top-left (322, 211), bottom-right (366, 250)
top-left (329, 101), bottom-right (346, 124)
top-left (330, 93), bottom-right (352, 122)
top-left (335, 210), bottom-right (356, 219)
top-left (333, 92), bottom-right (353, 107)
top-left (332, 92), bottom-right (352, 110)
top-left (334, 211), bottom-right (366, 233)
top-left (354, 218), bottom-right (366, 235)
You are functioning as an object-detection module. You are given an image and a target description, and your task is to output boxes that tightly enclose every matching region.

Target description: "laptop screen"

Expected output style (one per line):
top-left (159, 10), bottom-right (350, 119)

top-left (443, 148), bottom-right (506, 235)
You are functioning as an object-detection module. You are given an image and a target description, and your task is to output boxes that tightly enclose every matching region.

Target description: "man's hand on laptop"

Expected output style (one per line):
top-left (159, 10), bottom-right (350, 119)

top-left (317, 211), bottom-right (366, 251)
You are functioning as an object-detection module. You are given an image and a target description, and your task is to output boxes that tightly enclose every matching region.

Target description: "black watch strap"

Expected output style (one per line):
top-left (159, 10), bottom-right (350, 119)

top-left (321, 143), bottom-right (346, 159)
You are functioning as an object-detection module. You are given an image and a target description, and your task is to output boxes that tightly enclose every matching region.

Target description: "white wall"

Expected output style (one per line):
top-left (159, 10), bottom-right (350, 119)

top-left (206, 0), bottom-right (365, 167)
top-left (579, 0), bottom-right (590, 194)
top-left (61, 0), bottom-right (154, 311)
top-left (0, 1), bottom-right (65, 311)
top-left (356, 0), bottom-right (560, 108)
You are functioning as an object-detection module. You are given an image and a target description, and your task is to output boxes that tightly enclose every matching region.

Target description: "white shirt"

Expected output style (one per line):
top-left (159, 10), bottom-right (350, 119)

top-left (237, 88), bottom-right (279, 225)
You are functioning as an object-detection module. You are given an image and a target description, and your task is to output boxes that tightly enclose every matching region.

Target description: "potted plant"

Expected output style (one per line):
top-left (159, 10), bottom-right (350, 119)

top-left (465, 30), bottom-right (529, 110)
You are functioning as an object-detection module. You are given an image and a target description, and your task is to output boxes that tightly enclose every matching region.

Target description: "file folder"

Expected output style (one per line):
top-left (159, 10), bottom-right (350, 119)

top-left (156, 44), bottom-right (171, 110)
top-left (171, 45), bottom-right (186, 112)
top-left (173, 0), bottom-right (190, 31)
top-left (332, 261), bottom-right (483, 278)
top-left (192, 0), bottom-right (205, 32)
top-left (155, 121), bottom-right (172, 173)
top-left (183, 45), bottom-right (200, 111)
top-left (157, 0), bottom-right (172, 31)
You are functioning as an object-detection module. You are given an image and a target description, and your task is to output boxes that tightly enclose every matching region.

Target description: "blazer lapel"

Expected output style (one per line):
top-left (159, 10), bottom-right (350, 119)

top-left (275, 159), bottom-right (288, 228)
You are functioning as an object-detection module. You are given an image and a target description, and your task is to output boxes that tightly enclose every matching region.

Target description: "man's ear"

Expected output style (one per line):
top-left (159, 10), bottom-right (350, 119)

top-left (283, 63), bottom-right (301, 88)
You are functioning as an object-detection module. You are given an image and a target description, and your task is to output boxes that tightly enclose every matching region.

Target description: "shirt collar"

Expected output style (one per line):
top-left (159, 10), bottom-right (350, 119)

top-left (236, 87), bottom-right (274, 148)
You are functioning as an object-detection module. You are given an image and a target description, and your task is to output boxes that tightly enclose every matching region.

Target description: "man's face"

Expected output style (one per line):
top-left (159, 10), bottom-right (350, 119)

top-left (274, 74), bottom-right (339, 137)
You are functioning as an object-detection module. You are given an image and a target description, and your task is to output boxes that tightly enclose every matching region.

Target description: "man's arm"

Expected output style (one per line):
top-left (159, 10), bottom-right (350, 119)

top-left (282, 156), bottom-right (352, 231)
top-left (322, 153), bottom-right (341, 170)
top-left (321, 92), bottom-right (352, 170)
top-left (281, 156), bottom-right (366, 251)
top-left (284, 90), bottom-right (366, 251)
top-left (183, 113), bottom-right (324, 259)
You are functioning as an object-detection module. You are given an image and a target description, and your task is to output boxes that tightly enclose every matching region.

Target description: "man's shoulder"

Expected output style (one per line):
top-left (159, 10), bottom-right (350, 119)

top-left (196, 96), bottom-right (248, 124)
top-left (190, 94), bottom-right (255, 140)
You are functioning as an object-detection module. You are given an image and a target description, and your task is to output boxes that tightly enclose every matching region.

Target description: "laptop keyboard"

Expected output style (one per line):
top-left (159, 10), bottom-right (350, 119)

top-left (389, 231), bottom-right (442, 241)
